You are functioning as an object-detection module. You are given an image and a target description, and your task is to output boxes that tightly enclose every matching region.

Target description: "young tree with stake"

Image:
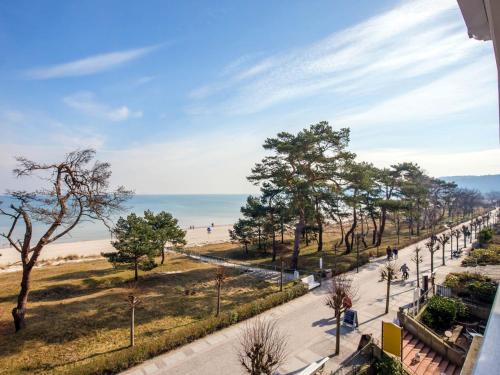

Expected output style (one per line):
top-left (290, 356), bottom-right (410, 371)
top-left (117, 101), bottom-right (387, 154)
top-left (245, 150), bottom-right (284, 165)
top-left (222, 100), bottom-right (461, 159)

top-left (215, 266), bottom-right (226, 316)
top-left (0, 149), bottom-right (131, 331)
top-left (411, 246), bottom-right (423, 288)
top-left (425, 238), bottom-right (439, 273)
top-left (325, 275), bottom-right (356, 355)
top-left (380, 262), bottom-right (398, 314)
top-left (437, 233), bottom-right (450, 266)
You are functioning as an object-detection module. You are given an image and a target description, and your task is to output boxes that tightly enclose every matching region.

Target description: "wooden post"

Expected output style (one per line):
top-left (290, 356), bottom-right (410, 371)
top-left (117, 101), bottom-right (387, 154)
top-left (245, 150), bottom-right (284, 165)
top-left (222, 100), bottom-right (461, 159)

top-left (128, 294), bottom-right (140, 347)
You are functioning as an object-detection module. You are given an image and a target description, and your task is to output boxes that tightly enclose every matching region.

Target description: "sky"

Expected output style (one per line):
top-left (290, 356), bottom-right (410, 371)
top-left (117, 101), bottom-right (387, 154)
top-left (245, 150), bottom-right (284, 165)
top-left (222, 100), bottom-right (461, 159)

top-left (0, 0), bottom-right (499, 194)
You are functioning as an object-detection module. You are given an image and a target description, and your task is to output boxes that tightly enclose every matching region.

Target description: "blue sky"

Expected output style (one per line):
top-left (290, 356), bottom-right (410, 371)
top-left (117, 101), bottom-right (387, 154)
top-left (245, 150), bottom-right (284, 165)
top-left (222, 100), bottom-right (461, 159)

top-left (0, 0), bottom-right (498, 194)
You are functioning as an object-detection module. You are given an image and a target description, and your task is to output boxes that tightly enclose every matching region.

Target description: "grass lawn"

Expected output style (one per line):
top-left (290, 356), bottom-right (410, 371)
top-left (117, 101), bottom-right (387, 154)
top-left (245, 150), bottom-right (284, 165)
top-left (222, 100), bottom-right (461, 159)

top-left (0, 253), bottom-right (281, 375)
top-left (195, 221), bottom-right (447, 274)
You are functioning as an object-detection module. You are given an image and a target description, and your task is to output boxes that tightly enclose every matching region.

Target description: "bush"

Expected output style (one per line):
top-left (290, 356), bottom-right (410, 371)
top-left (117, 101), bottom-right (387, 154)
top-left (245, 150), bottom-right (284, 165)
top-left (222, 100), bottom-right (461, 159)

top-left (478, 228), bottom-right (494, 247)
top-left (467, 280), bottom-right (497, 304)
top-left (462, 248), bottom-right (500, 266)
top-left (443, 272), bottom-right (497, 304)
top-left (54, 283), bottom-right (308, 375)
top-left (421, 295), bottom-right (467, 331)
top-left (374, 354), bottom-right (405, 375)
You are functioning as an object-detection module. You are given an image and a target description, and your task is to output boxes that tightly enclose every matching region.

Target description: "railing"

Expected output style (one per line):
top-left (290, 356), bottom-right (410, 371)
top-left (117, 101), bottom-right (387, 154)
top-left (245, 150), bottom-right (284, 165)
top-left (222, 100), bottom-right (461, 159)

top-left (170, 247), bottom-right (299, 282)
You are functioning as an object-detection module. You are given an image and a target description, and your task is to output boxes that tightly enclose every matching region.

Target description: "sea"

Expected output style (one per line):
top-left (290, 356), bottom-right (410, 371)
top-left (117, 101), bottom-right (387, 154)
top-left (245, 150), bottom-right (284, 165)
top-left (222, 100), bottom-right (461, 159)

top-left (0, 194), bottom-right (248, 247)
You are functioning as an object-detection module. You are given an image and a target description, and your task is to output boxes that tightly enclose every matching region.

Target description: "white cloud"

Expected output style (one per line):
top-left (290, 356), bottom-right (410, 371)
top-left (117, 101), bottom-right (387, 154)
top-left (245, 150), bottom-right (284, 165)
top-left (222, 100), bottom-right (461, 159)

top-left (335, 56), bottom-right (497, 127)
top-left (189, 0), bottom-right (491, 116)
top-left (26, 45), bottom-right (159, 79)
top-left (63, 92), bottom-right (143, 122)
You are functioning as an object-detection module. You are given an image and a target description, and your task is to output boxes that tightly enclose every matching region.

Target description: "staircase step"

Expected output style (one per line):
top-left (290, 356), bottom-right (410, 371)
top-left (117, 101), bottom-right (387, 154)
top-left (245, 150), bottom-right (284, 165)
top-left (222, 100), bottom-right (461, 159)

top-left (403, 337), bottom-right (419, 360)
top-left (445, 363), bottom-right (457, 375)
top-left (403, 342), bottom-right (424, 367)
top-left (415, 350), bottom-right (437, 375)
top-left (408, 346), bottom-right (430, 373)
top-left (437, 359), bottom-right (450, 374)
top-left (426, 355), bottom-right (443, 374)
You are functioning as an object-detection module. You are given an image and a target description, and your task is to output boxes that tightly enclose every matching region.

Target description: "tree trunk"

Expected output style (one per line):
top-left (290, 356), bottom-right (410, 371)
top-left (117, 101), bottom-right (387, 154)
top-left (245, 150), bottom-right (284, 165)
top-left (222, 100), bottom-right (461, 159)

top-left (12, 265), bottom-right (32, 332)
top-left (345, 208), bottom-right (357, 254)
top-left (441, 243), bottom-right (446, 266)
top-left (370, 212), bottom-right (378, 245)
top-left (258, 227), bottom-right (262, 250)
top-left (161, 248), bottom-right (165, 265)
top-left (317, 221), bottom-right (323, 252)
top-left (377, 208), bottom-right (387, 246)
top-left (134, 260), bottom-right (138, 281)
top-left (280, 218), bottom-right (284, 244)
top-left (385, 278), bottom-right (390, 314)
top-left (272, 229), bottom-right (277, 262)
top-left (335, 310), bottom-right (341, 355)
top-left (416, 260), bottom-right (420, 288)
top-left (216, 283), bottom-right (221, 316)
top-left (291, 215), bottom-right (305, 270)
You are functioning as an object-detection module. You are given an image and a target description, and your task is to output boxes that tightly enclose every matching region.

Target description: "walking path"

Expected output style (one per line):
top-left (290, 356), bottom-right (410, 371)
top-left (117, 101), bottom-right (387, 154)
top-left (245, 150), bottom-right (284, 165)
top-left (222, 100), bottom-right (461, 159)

top-left (122, 211), bottom-right (497, 375)
top-left (167, 249), bottom-right (297, 283)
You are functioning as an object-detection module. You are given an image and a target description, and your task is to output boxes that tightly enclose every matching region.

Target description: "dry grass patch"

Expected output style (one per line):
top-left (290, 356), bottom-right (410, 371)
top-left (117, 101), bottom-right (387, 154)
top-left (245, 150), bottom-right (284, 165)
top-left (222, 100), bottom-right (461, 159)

top-left (0, 253), bottom-right (280, 374)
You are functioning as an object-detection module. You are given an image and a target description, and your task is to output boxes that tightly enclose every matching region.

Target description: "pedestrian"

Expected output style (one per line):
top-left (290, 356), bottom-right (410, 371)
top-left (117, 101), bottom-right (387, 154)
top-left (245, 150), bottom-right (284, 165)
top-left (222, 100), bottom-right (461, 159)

top-left (393, 247), bottom-right (398, 259)
top-left (386, 246), bottom-right (392, 260)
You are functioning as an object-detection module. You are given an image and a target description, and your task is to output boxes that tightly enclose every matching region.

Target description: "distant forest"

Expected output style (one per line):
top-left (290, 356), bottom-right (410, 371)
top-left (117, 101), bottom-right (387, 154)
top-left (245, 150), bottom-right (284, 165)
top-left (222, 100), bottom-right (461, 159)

top-left (441, 174), bottom-right (500, 193)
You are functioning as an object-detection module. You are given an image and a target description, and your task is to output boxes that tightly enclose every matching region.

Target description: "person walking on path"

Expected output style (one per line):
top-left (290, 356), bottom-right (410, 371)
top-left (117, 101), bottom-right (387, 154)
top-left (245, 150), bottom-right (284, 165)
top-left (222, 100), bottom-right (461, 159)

top-left (393, 247), bottom-right (398, 259)
top-left (386, 246), bottom-right (392, 260)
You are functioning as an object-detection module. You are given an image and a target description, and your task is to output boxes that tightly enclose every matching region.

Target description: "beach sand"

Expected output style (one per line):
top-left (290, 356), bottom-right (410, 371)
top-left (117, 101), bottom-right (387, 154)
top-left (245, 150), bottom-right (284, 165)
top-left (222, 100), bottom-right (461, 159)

top-left (0, 225), bottom-right (232, 267)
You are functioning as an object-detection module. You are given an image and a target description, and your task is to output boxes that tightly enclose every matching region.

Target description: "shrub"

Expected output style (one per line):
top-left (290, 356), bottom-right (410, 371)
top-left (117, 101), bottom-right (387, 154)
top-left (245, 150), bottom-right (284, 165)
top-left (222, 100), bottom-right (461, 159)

top-left (421, 295), bottom-right (467, 331)
top-left (374, 354), bottom-right (405, 375)
top-left (54, 283), bottom-right (308, 375)
top-left (467, 280), bottom-right (497, 304)
top-left (462, 248), bottom-right (500, 266)
top-left (478, 228), bottom-right (494, 247)
top-left (443, 272), bottom-right (497, 304)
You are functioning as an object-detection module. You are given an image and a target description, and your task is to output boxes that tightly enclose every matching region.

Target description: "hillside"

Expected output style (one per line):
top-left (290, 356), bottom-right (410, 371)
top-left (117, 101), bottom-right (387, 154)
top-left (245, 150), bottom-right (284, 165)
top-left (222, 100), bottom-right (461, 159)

top-left (440, 174), bottom-right (500, 193)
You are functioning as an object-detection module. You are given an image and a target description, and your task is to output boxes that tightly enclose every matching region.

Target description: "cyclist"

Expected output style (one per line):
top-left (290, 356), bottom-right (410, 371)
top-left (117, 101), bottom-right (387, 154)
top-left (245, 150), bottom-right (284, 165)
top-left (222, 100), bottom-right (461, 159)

top-left (400, 263), bottom-right (410, 280)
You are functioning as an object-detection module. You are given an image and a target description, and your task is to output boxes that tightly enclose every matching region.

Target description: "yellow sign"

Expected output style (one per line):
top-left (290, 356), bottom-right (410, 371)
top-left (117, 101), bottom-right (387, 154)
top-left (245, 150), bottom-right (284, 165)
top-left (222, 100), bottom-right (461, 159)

top-left (382, 321), bottom-right (402, 359)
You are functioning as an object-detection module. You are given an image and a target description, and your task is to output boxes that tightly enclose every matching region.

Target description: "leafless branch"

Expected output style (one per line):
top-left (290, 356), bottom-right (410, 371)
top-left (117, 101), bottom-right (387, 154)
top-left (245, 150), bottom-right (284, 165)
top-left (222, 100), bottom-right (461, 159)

top-left (237, 318), bottom-right (288, 375)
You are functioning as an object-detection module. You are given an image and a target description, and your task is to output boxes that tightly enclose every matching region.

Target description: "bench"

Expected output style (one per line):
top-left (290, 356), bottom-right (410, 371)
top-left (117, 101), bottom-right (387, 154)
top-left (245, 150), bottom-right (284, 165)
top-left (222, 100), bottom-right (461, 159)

top-left (301, 274), bottom-right (320, 290)
top-left (297, 357), bottom-right (329, 375)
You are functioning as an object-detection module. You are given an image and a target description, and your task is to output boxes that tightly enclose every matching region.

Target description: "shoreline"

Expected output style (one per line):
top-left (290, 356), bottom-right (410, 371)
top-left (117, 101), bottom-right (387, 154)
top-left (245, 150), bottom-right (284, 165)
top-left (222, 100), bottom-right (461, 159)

top-left (0, 225), bottom-right (233, 269)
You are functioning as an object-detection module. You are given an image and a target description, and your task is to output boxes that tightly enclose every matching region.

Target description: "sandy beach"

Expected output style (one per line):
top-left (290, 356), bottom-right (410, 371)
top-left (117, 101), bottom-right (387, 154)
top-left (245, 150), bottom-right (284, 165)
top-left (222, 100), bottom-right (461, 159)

top-left (0, 225), bottom-right (232, 268)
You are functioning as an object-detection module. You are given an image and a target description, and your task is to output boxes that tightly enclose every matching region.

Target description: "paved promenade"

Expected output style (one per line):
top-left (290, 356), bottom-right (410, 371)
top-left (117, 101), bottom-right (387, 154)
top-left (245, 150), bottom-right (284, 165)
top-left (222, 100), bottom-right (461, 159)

top-left (122, 212), bottom-right (496, 375)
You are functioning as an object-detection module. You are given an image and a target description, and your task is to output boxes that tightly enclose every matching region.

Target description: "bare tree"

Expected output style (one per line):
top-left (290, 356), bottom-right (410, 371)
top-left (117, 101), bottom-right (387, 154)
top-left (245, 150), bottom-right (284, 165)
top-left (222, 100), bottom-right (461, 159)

top-left (325, 275), bottom-right (357, 355)
top-left (237, 318), bottom-right (288, 375)
top-left (437, 233), bottom-right (450, 266)
top-left (460, 225), bottom-right (470, 247)
top-left (215, 266), bottom-right (226, 316)
top-left (425, 238), bottom-right (439, 273)
top-left (380, 262), bottom-right (398, 314)
top-left (411, 246), bottom-right (423, 288)
top-left (0, 149), bottom-right (131, 331)
top-left (452, 229), bottom-right (462, 254)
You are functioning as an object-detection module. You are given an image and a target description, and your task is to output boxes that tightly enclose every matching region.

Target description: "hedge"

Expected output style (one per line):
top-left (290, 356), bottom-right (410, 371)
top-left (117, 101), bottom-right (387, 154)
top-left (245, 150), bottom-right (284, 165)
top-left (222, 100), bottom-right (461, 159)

top-left (421, 295), bottom-right (468, 331)
top-left (53, 282), bottom-right (308, 375)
